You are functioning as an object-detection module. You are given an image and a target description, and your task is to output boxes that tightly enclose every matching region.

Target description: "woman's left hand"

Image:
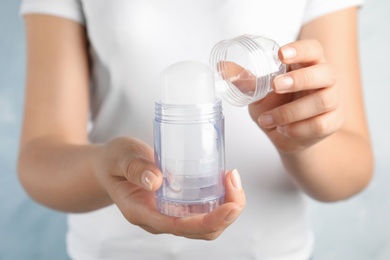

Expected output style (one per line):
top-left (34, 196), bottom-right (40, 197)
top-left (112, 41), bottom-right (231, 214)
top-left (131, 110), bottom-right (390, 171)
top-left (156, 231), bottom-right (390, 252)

top-left (249, 39), bottom-right (344, 154)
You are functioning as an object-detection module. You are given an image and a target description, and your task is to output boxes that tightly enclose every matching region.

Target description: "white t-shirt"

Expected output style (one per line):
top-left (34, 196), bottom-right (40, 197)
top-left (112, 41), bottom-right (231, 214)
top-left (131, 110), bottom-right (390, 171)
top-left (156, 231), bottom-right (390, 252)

top-left (21, 1), bottom-right (363, 259)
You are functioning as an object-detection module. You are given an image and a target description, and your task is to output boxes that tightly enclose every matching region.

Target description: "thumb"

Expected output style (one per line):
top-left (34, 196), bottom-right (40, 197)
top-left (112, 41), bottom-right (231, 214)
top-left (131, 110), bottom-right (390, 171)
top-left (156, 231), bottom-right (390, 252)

top-left (122, 157), bottom-right (162, 191)
top-left (224, 169), bottom-right (246, 207)
top-left (99, 137), bottom-right (163, 192)
top-left (114, 137), bottom-right (163, 191)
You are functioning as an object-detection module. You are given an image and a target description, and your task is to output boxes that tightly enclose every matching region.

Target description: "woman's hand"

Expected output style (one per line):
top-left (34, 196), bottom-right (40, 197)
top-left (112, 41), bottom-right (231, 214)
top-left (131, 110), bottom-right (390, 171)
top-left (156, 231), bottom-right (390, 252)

top-left (94, 137), bottom-right (246, 240)
top-left (248, 39), bottom-right (342, 154)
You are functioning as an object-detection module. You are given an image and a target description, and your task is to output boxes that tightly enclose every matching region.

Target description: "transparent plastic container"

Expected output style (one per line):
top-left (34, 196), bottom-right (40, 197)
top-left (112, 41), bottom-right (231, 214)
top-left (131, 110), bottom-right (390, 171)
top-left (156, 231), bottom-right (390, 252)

top-left (210, 34), bottom-right (286, 106)
top-left (155, 61), bottom-right (225, 217)
top-left (154, 101), bottom-right (225, 217)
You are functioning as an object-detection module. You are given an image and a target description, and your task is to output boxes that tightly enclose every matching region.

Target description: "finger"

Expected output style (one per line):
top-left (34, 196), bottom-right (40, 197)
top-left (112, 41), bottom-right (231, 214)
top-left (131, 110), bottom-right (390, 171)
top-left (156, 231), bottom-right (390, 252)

top-left (185, 231), bottom-right (223, 240)
top-left (169, 167), bottom-right (246, 236)
top-left (224, 169), bottom-right (246, 205)
top-left (138, 170), bottom-right (245, 238)
top-left (133, 200), bottom-right (241, 239)
top-left (259, 88), bottom-right (339, 128)
top-left (279, 39), bottom-right (325, 65)
top-left (276, 110), bottom-right (344, 140)
top-left (138, 223), bottom-right (220, 241)
top-left (273, 63), bottom-right (336, 93)
top-left (103, 137), bottom-right (161, 191)
top-left (167, 170), bottom-right (246, 238)
top-left (170, 202), bottom-right (242, 237)
top-left (116, 138), bottom-right (162, 191)
top-left (131, 170), bottom-right (245, 239)
top-left (123, 157), bottom-right (162, 191)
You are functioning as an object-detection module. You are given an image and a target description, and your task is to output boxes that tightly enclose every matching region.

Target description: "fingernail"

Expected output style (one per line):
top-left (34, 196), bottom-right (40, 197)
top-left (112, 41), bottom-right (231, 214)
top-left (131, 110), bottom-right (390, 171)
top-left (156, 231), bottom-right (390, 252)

top-left (231, 169), bottom-right (242, 190)
top-left (277, 125), bottom-right (286, 135)
top-left (258, 114), bottom-right (273, 126)
top-left (281, 47), bottom-right (297, 60)
top-left (141, 170), bottom-right (157, 190)
top-left (225, 208), bottom-right (241, 223)
top-left (274, 76), bottom-right (293, 92)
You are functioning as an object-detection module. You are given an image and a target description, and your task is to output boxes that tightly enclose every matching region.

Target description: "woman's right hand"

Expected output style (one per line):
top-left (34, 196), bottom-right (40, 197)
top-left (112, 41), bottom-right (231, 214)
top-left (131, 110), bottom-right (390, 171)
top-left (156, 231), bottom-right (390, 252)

top-left (94, 137), bottom-right (246, 240)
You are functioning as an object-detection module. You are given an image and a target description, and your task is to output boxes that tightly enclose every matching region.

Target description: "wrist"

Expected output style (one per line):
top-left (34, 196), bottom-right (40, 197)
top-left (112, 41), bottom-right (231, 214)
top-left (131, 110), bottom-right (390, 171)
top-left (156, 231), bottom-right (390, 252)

top-left (89, 143), bottom-right (113, 204)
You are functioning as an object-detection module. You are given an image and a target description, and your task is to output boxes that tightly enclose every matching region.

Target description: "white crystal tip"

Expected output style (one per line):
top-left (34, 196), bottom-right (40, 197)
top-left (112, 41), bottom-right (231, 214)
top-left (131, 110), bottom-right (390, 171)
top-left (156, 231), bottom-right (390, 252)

top-left (161, 61), bottom-right (216, 105)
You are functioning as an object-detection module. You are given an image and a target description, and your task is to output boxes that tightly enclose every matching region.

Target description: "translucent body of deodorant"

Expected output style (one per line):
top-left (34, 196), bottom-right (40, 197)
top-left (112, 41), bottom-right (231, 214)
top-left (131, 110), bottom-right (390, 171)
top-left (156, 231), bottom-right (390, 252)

top-left (154, 61), bottom-right (225, 217)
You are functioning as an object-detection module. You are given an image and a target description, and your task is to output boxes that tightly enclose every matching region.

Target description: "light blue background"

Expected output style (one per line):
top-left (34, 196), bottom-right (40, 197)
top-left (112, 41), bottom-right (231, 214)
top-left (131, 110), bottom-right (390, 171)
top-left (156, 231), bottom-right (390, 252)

top-left (0, 0), bottom-right (389, 259)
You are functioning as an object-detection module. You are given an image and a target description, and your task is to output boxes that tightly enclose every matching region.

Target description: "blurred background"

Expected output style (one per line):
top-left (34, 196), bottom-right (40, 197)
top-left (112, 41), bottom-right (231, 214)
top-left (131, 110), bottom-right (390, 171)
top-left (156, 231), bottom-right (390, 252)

top-left (1, 0), bottom-right (389, 259)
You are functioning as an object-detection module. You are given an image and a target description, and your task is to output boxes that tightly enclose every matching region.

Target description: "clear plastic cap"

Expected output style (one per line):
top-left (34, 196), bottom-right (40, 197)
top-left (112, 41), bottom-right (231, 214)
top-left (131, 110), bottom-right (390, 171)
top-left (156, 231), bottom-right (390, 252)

top-left (210, 34), bottom-right (286, 106)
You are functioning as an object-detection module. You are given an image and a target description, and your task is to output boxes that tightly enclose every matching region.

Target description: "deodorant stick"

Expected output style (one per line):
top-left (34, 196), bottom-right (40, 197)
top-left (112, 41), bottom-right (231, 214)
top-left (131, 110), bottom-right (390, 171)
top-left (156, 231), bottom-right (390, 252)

top-left (154, 35), bottom-right (285, 217)
top-left (154, 61), bottom-right (225, 217)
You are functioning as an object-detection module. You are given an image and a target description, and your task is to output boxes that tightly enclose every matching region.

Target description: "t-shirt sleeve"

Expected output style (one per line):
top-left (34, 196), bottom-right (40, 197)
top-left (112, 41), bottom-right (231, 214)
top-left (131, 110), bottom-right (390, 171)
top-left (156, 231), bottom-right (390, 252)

top-left (303, 0), bottom-right (364, 24)
top-left (20, 0), bottom-right (85, 24)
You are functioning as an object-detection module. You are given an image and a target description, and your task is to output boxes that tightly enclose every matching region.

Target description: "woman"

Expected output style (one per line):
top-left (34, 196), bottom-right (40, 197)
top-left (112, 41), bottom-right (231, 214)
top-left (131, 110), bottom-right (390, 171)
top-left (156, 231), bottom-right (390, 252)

top-left (18, 0), bottom-right (373, 259)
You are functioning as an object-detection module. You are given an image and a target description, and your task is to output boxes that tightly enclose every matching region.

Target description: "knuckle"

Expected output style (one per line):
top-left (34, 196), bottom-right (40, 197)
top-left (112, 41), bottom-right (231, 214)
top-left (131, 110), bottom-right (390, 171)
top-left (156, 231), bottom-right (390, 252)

top-left (203, 232), bottom-right (221, 241)
top-left (125, 157), bottom-right (149, 182)
top-left (117, 137), bottom-right (153, 160)
top-left (127, 156), bottom-right (144, 170)
top-left (278, 105), bottom-right (296, 124)
top-left (140, 224), bottom-right (162, 235)
top-left (312, 117), bottom-right (329, 136)
top-left (296, 69), bottom-right (312, 88)
top-left (125, 213), bottom-right (139, 226)
top-left (147, 229), bottom-right (161, 235)
top-left (201, 215), bottom-right (224, 234)
top-left (316, 89), bottom-right (337, 112)
top-left (130, 140), bottom-right (154, 160)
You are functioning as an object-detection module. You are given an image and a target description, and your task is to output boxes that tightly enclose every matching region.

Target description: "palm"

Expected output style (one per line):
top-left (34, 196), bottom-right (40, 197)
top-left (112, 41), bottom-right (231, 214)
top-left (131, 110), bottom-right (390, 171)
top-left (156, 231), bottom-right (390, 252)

top-left (112, 177), bottom-right (158, 223)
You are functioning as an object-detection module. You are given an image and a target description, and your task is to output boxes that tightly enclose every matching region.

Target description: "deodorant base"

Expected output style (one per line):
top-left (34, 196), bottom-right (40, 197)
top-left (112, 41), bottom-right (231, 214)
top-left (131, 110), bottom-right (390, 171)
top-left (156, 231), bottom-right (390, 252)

top-left (156, 196), bottom-right (224, 217)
